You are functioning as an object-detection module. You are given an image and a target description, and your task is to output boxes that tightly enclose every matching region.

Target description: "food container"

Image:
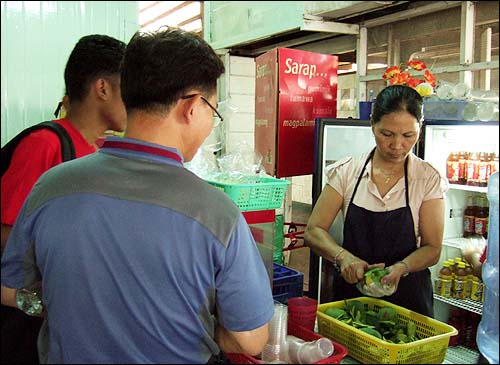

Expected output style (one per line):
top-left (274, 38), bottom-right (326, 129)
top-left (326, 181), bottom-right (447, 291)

top-left (317, 297), bottom-right (458, 364)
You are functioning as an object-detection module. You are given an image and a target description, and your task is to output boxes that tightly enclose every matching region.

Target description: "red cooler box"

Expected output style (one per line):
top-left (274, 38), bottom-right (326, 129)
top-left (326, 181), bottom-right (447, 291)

top-left (255, 47), bottom-right (338, 177)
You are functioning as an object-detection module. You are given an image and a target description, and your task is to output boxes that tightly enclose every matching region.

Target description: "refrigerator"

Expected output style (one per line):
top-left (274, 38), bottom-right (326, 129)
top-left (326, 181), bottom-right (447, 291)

top-left (416, 119), bottom-right (499, 326)
top-left (309, 117), bottom-right (374, 302)
top-left (308, 117), bottom-right (499, 309)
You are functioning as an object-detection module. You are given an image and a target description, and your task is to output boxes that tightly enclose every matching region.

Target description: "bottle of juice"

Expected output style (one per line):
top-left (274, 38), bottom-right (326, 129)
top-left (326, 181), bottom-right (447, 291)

top-left (439, 261), bottom-right (453, 298)
top-left (463, 262), bottom-right (474, 299)
top-left (458, 151), bottom-right (468, 185)
top-left (453, 262), bottom-right (467, 299)
top-left (478, 152), bottom-right (490, 187)
top-left (447, 151), bottom-right (459, 184)
top-left (467, 152), bottom-right (480, 186)
top-left (463, 195), bottom-right (476, 238)
top-left (475, 196), bottom-right (488, 239)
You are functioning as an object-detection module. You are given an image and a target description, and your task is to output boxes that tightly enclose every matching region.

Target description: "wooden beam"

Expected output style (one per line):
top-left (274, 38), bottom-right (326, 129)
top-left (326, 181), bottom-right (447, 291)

top-left (141, 1), bottom-right (196, 28)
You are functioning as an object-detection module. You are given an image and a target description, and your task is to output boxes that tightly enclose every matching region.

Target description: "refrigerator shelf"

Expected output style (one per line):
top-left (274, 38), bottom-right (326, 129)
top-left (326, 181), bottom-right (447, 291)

top-left (434, 293), bottom-right (483, 315)
top-left (448, 184), bottom-right (488, 193)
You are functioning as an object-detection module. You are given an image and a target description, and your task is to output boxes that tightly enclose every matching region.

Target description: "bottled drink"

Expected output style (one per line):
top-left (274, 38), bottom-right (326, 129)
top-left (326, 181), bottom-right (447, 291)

top-left (478, 152), bottom-right (490, 187)
top-left (477, 172), bottom-right (499, 364)
top-left (446, 151), bottom-right (459, 184)
top-left (475, 197), bottom-right (488, 239)
top-left (15, 281), bottom-right (43, 316)
top-left (453, 262), bottom-right (467, 299)
top-left (448, 309), bottom-right (464, 346)
top-left (464, 263), bottom-right (474, 299)
top-left (439, 261), bottom-right (453, 298)
top-left (458, 151), bottom-right (468, 185)
top-left (470, 276), bottom-right (483, 302)
top-left (463, 195), bottom-right (476, 238)
top-left (467, 152), bottom-right (480, 186)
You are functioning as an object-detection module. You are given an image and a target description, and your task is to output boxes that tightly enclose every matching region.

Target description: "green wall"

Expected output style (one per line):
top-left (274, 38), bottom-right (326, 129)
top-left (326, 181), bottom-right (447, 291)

top-left (1, 1), bottom-right (139, 146)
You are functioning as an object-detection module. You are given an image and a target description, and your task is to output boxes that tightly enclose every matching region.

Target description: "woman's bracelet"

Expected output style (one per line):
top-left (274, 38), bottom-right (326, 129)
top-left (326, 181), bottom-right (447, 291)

top-left (395, 260), bottom-right (410, 277)
top-left (333, 248), bottom-right (345, 270)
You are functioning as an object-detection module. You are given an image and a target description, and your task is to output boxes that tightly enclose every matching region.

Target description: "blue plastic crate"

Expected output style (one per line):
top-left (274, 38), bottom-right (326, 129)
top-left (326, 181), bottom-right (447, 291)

top-left (272, 263), bottom-right (304, 304)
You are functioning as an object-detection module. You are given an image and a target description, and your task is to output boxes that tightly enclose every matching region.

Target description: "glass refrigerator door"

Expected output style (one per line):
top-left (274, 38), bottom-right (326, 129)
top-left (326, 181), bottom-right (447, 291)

top-left (422, 122), bottom-right (499, 244)
top-left (310, 118), bottom-right (373, 301)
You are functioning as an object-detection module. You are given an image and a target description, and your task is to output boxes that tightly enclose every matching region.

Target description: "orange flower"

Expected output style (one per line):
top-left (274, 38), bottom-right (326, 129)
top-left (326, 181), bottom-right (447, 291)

top-left (406, 77), bottom-right (424, 88)
top-left (424, 69), bottom-right (436, 87)
top-left (389, 71), bottom-right (410, 85)
top-left (383, 66), bottom-right (402, 80)
top-left (382, 59), bottom-right (437, 97)
top-left (407, 60), bottom-right (427, 71)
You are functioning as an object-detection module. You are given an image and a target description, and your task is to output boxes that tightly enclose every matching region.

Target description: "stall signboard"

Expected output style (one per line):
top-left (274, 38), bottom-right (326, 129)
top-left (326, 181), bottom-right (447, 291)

top-left (255, 47), bottom-right (338, 177)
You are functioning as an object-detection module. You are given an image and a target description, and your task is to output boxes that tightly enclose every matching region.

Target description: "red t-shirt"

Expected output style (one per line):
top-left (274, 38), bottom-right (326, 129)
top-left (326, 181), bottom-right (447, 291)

top-left (1, 118), bottom-right (96, 225)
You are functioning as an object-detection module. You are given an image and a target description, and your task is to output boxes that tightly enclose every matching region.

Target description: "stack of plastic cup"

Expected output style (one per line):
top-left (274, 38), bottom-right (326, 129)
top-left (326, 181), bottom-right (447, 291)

top-left (261, 302), bottom-right (289, 363)
top-left (287, 335), bottom-right (334, 364)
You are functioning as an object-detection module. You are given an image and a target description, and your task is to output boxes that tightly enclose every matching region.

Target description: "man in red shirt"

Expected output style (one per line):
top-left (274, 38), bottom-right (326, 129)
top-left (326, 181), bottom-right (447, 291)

top-left (1, 34), bottom-right (127, 364)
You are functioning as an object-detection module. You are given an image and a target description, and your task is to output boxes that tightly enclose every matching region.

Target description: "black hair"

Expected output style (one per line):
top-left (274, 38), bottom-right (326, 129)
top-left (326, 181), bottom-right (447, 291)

top-left (64, 34), bottom-right (126, 103)
top-left (371, 85), bottom-right (424, 124)
top-left (121, 27), bottom-right (225, 114)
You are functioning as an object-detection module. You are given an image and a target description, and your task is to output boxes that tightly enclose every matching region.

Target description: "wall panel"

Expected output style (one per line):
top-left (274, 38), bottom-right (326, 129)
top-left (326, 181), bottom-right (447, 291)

top-left (1, 1), bottom-right (139, 146)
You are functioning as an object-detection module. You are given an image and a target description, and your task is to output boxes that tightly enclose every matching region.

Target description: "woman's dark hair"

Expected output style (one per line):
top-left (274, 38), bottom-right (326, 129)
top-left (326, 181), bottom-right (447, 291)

top-left (64, 35), bottom-right (126, 102)
top-left (371, 85), bottom-right (424, 124)
top-left (121, 27), bottom-right (225, 114)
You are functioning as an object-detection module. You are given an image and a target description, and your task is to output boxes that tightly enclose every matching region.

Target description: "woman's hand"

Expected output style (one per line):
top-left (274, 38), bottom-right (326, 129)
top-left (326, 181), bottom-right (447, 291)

top-left (380, 262), bottom-right (407, 290)
top-left (339, 252), bottom-right (384, 284)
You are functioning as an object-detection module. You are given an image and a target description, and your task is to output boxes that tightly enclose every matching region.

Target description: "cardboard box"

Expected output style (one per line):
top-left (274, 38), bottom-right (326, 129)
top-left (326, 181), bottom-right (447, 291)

top-left (255, 48), bottom-right (338, 177)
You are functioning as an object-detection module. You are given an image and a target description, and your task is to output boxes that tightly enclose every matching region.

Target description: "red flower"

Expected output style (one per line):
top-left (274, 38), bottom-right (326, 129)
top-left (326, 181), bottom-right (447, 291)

top-left (407, 60), bottom-right (427, 71)
top-left (383, 66), bottom-right (402, 80)
top-left (406, 77), bottom-right (424, 88)
top-left (424, 69), bottom-right (436, 87)
top-left (382, 59), bottom-right (437, 97)
top-left (389, 71), bottom-right (410, 85)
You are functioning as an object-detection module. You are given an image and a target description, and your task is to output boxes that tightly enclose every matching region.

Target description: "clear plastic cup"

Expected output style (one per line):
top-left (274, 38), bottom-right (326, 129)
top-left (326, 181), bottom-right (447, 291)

top-left (286, 335), bottom-right (334, 364)
top-left (268, 303), bottom-right (288, 345)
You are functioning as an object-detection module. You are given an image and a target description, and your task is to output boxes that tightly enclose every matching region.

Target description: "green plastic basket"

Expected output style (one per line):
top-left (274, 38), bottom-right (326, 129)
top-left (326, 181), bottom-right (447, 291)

top-left (206, 177), bottom-right (290, 212)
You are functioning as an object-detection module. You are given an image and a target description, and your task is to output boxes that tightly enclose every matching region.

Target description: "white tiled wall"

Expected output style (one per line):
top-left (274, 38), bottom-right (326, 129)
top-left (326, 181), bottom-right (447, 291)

top-left (225, 56), bottom-right (256, 153)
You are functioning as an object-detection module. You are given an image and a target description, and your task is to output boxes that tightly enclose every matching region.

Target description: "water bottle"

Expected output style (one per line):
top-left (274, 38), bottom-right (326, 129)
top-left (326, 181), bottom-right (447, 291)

top-left (477, 171), bottom-right (499, 364)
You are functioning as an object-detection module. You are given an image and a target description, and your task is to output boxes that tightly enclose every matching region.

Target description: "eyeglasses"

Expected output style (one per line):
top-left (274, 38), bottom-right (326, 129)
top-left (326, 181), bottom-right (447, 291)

top-left (181, 94), bottom-right (224, 128)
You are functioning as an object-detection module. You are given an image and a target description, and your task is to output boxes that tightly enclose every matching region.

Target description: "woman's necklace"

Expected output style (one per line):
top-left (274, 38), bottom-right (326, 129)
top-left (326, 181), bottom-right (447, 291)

top-left (373, 166), bottom-right (401, 184)
top-left (380, 169), bottom-right (395, 184)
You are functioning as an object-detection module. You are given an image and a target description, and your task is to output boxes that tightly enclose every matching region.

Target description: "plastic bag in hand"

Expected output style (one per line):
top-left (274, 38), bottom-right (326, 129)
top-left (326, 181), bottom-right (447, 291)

top-left (356, 268), bottom-right (396, 297)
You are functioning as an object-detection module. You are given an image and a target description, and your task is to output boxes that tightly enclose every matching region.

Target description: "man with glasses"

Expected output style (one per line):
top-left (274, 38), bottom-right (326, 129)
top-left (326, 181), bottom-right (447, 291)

top-left (1, 27), bottom-right (274, 364)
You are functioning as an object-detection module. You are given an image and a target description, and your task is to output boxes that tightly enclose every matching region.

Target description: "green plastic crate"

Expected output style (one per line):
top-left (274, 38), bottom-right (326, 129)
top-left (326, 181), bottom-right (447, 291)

top-left (206, 177), bottom-right (290, 212)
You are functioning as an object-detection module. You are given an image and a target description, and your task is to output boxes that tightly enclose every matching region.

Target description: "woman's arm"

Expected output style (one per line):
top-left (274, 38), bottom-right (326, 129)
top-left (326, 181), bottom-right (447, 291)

top-left (381, 198), bottom-right (444, 286)
top-left (304, 185), bottom-right (374, 283)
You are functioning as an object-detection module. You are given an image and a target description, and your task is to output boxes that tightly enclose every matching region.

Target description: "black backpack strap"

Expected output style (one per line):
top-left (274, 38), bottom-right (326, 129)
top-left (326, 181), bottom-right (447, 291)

top-left (1, 121), bottom-right (76, 176)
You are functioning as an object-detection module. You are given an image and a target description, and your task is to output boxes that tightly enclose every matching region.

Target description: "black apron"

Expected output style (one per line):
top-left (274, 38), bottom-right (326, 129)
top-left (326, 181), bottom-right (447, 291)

top-left (332, 149), bottom-right (434, 317)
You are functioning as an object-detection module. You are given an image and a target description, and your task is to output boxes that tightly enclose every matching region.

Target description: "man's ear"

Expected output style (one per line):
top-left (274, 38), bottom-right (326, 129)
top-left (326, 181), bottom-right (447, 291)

top-left (94, 78), bottom-right (110, 101)
top-left (180, 96), bottom-right (198, 125)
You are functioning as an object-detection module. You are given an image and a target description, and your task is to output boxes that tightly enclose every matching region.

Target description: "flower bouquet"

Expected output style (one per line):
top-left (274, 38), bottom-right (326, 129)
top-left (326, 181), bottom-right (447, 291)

top-left (382, 60), bottom-right (436, 97)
